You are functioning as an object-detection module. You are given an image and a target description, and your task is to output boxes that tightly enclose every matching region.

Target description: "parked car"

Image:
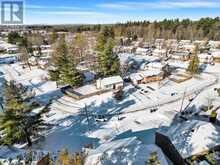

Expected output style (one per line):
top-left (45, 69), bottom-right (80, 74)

top-left (95, 115), bottom-right (107, 122)
top-left (150, 107), bottom-right (158, 113)
top-left (171, 92), bottom-right (178, 96)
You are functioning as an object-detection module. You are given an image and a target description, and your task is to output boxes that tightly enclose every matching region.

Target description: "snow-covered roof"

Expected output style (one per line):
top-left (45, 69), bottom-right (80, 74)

top-left (211, 50), bottom-right (220, 57)
top-left (0, 41), bottom-right (18, 50)
top-left (0, 146), bottom-right (25, 159)
top-left (153, 49), bottom-right (166, 54)
top-left (146, 62), bottom-right (165, 69)
top-left (172, 51), bottom-right (190, 56)
top-left (208, 41), bottom-right (220, 46)
top-left (141, 70), bottom-right (162, 77)
top-left (198, 53), bottom-right (213, 59)
top-left (136, 47), bottom-right (150, 52)
top-left (0, 146), bottom-right (49, 164)
top-left (85, 137), bottom-right (168, 165)
top-left (130, 73), bottom-right (143, 81)
top-left (101, 76), bottom-right (123, 86)
top-left (158, 120), bottom-right (220, 159)
top-left (180, 40), bottom-right (191, 43)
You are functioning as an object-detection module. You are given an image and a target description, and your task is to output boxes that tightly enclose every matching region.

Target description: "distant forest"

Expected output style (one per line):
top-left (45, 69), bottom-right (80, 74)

top-left (6, 17), bottom-right (220, 40)
top-left (56, 17), bottom-right (220, 41)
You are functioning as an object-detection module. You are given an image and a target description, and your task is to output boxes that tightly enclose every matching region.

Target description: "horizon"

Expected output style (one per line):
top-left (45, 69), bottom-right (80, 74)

top-left (14, 0), bottom-right (220, 25)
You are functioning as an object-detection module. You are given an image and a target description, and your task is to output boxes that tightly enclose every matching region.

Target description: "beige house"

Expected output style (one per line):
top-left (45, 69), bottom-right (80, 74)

top-left (130, 70), bottom-right (163, 85)
top-left (171, 51), bottom-right (191, 61)
top-left (198, 53), bottom-right (214, 64)
top-left (96, 76), bottom-right (124, 90)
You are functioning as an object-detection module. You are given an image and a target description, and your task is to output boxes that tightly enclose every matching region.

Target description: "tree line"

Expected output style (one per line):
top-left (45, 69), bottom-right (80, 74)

top-left (48, 17), bottom-right (220, 41)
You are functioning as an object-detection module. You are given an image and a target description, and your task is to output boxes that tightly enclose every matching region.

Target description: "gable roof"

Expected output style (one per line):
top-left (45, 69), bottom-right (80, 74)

top-left (158, 120), bottom-right (220, 159)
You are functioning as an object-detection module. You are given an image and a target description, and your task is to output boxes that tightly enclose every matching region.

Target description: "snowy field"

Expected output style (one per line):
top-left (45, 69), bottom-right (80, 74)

top-left (1, 62), bottom-right (220, 163)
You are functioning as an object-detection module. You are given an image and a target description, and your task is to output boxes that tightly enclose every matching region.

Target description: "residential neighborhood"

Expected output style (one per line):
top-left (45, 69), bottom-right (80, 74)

top-left (1, 1), bottom-right (220, 165)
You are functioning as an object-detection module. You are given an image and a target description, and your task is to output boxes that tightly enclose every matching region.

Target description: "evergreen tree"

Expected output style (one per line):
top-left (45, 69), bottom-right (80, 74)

top-left (49, 35), bottom-right (83, 87)
top-left (146, 152), bottom-right (160, 165)
top-left (8, 32), bottom-right (21, 44)
top-left (98, 38), bottom-right (120, 76)
top-left (96, 27), bottom-right (120, 77)
top-left (67, 43), bottom-right (83, 87)
top-left (19, 46), bottom-right (31, 70)
top-left (187, 45), bottom-right (200, 74)
top-left (74, 33), bottom-right (87, 62)
top-left (0, 81), bottom-right (47, 147)
top-left (96, 26), bottom-right (115, 52)
top-left (50, 35), bottom-right (69, 84)
top-left (51, 30), bottom-right (58, 44)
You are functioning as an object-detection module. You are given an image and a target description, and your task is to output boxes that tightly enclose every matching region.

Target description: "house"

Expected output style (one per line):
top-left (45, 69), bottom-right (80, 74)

top-left (208, 41), bottom-right (220, 49)
top-left (96, 76), bottom-right (123, 90)
top-left (0, 54), bottom-right (17, 64)
top-left (140, 70), bottom-right (164, 83)
top-left (210, 49), bottom-right (220, 62)
top-left (6, 45), bottom-right (18, 53)
top-left (152, 49), bottom-right (167, 57)
top-left (142, 41), bottom-right (154, 48)
top-left (130, 73), bottom-right (143, 85)
top-left (85, 137), bottom-right (169, 165)
top-left (198, 53), bottom-right (214, 64)
top-left (40, 45), bottom-right (51, 50)
top-left (131, 41), bottom-right (141, 47)
top-left (179, 40), bottom-right (191, 45)
top-left (166, 39), bottom-right (178, 50)
top-left (171, 51), bottom-right (191, 61)
top-left (117, 46), bottom-right (136, 54)
top-left (193, 40), bottom-right (207, 47)
top-left (0, 146), bottom-right (50, 165)
top-left (0, 42), bottom-right (18, 53)
top-left (136, 47), bottom-right (152, 56)
top-left (156, 120), bottom-right (220, 165)
top-left (145, 62), bottom-right (168, 71)
top-left (33, 49), bottom-right (53, 57)
top-left (130, 70), bottom-right (163, 85)
top-left (180, 44), bottom-right (196, 53)
top-left (155, 39), bottom-right (165, 49)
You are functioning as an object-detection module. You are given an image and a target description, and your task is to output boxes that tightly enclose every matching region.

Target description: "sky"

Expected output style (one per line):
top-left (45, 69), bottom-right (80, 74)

top-left (22, 0), bottom-right (220, 24)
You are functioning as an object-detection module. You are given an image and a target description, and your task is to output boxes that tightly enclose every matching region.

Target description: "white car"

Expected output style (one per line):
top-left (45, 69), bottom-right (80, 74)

top-left (95, 115), bottom-right (107, 122)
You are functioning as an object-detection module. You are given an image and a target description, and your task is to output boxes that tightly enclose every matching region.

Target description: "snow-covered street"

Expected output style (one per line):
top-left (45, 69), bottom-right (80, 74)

top-left (1, 62), bottom-right (220, 158)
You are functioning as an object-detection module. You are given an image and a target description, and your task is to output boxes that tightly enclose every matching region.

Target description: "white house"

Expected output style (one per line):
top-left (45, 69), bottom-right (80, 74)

top-left (171, 51), bottom-right (191, 61)
top-left (6, 45), bottom-right (18, 53)
top-left (210, 49), bottom-right (220, 62)
top-left (180, 44), bottom-right (195, 53)
top-left (155, 38), bottom-right (165, 49)
top-left (136, 47), bottom-right (152, 56)
top-left (96, 76), bottom-right (123, 90)
top-left (198, 53), bottom-right (214, 64)
top-left (179, 40), bottom-right (191, 45)
top-left (208, 41), bottom-right (220, 49)
top-left (145, 62), bottom-right (167, 71)
top-left (152, 49), bottom-right (167, 57)
top-left (40, 44), bottom-right (51, 50)
top-left (193, 40), bottom-right (207, 46)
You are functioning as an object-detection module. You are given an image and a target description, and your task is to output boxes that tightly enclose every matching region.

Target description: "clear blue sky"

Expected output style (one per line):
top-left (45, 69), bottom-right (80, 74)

top-left (24, 0), bottom-right (220, 24)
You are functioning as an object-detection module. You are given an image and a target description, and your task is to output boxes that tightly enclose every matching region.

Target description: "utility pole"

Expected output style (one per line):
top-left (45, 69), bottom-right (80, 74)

top-left (84, 104), bottom-right (90, 131)
top-left (180, 89), bottom-right (187, 113)
top-left (0, 97), bottom-right (3, 113)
